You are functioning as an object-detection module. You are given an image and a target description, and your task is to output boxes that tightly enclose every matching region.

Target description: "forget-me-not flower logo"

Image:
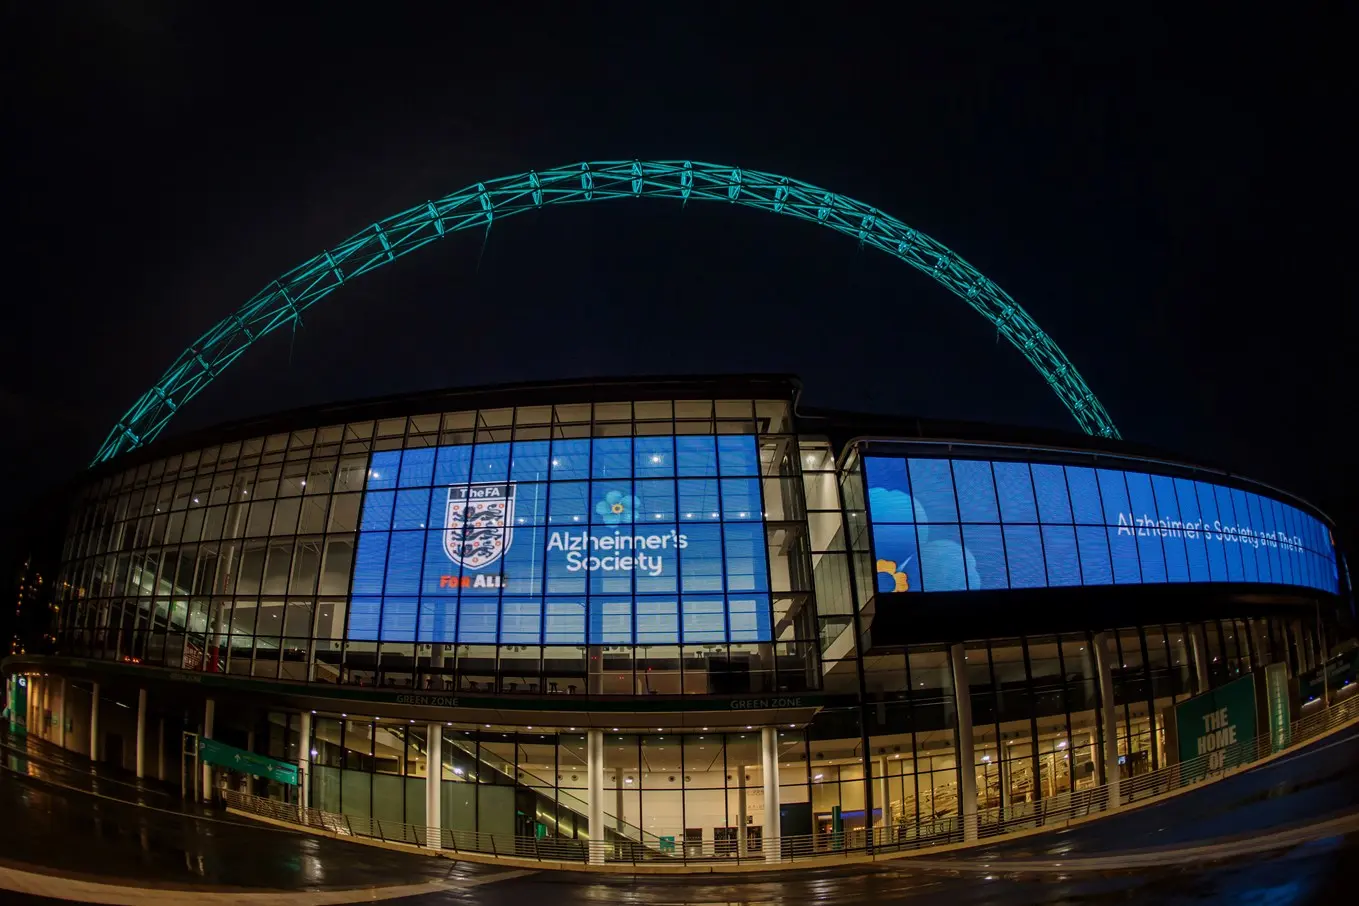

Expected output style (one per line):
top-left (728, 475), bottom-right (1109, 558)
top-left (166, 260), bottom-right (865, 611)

top-left (595, 490), bottom-right (639, 524)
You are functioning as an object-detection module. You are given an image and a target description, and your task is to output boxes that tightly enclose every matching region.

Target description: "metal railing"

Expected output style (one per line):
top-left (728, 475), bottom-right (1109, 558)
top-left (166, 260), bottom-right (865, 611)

top-left (222, 691), bottom-right (1359, 868)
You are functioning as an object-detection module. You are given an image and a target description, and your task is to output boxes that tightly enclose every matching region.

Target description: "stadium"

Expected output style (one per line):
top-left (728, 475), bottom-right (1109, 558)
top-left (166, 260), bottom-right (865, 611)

top-left (2, 162), bottom-right (1353, 866)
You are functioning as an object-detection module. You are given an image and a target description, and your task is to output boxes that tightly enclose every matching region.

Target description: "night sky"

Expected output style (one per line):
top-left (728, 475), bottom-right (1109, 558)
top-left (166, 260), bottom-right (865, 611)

top-left (4, 6), bottom-right (1353, 599)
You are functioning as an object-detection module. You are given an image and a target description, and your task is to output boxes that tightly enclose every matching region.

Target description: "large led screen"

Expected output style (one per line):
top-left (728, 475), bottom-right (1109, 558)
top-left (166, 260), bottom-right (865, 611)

top-left (865, 455), bottom-right (1339, 596)
top-left (348, 435), bottom-right (772, 645)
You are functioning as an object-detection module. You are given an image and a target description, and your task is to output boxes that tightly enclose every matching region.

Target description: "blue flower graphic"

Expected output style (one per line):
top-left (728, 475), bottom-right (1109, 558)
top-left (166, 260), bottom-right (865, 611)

top-left (595, 490), bottom-right (639, 524)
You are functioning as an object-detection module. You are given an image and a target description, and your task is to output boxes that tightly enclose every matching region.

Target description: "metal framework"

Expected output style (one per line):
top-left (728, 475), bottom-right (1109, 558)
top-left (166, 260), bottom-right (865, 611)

top-left (92, 160), bottom-right (1119, 465)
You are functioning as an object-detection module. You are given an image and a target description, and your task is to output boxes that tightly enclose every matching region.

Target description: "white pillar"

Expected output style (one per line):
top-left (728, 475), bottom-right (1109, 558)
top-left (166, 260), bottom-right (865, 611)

top-left (737, 772), bottom-right (748, 856)
top-left (761, 727), bottom-right (780, 861)
top-left (135, 688), bottom-right (147, 779)
top-left (1093, 632), bottom-right (1121, 811)
top-left (949, 643), bottom-right (977, 842)
top-left (58, 680), bottom-right (67, 750)
top-left (877, 756), bottom-right (891, 830)
top-left (587, 729), bottom-right (604, 864)
top-left (245, 729), bottom-right (256, 795)
top-left (425, 724), bottom-right (442, 848)
top-left (89, 682), bottom-right (100, 762)
top-left (1189, 624), bottom-right (1211, 693)
top-left (201, 698), bottom-right (215, 802)
top-left (298, 712), bottom-right (312, 815)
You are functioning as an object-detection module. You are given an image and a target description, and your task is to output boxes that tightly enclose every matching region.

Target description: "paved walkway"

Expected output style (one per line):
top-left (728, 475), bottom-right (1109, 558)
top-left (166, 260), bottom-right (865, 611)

top-left (4, 721), bottom-right (1359, 905)
top-left (0, 726), bottom-right (527, 897)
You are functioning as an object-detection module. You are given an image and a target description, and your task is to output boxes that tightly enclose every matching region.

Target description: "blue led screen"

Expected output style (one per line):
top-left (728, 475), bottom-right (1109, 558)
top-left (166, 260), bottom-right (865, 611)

top-left (865, 455), bottom-right (1339, 597)
top-left (348, 435), bottom-right (772, 645)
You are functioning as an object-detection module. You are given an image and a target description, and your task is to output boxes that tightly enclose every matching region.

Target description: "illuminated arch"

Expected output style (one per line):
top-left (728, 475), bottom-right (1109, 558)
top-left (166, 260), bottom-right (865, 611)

top-left (93, 160), bottom-right (1119, 465)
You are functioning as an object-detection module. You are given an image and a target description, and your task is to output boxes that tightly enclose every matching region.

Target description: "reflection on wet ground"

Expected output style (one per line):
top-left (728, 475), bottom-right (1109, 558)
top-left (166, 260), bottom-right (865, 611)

top-left (0, 728), bottom-right (488, 891)
top-left (2, 721), bottom-right (1358, 904)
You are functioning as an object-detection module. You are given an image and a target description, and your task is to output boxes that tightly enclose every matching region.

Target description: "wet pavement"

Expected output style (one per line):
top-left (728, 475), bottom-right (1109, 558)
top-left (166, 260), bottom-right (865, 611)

top-left (3, 720), bottom-right (1358, 904)
top-left (0, 727), bottom-right (494, 891)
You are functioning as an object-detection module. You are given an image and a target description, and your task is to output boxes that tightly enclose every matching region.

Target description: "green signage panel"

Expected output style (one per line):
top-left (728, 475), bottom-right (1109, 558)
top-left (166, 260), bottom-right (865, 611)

top-left (1265, 662), bottom-right (1291, 754)
top-left (1300, 649), bottom-right (1359, 704)
top-left (1174, 674), bottom-right (1257, 780)
top-left (200, 737), bottom-right (298, 786)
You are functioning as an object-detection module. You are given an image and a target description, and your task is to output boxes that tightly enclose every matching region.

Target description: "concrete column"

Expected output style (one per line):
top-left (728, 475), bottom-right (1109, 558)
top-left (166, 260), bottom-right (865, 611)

top-left (89, 682), bottom-right (100, 762)
top-left (36, 679), bottom-right (45, 739)
top-left (201, 698), bottom-right (215, 802)
top-left (1093, 632), bottom-right (1121, 811)
top-left (1189, 624), bottom-right (1211, 693)
top-left (425, 724), bottom-right (442, 848)
top-left (245, 729), bottom-right (256, 795)
top-left (998, 754), bottom-right (1011, 813)
top-left (737, 772), bottom-right (748, 856)
top-left (157, 718), bottom-right (166, 782)
top-left (761, 727), bottom-right (780, 861)
top-left (298, 712), bottom-right (312, 815)
top-left (949, 643), bottom-right (977, 842)
top-left (877, 756), bottom-right (891, 830)
top-left (58, 680), bottom-right (67, 750)
top-left (587, 729), bottom-right (604, 864)
top-left (135, 688), bottom-right (147, 779)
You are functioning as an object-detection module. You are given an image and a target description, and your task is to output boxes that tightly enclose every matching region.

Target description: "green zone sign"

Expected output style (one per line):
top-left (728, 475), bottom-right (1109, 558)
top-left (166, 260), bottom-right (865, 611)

top-left (200, 737), bottom-right (298, 786)
top-left (1175, 673), bottom-right (1257, 778)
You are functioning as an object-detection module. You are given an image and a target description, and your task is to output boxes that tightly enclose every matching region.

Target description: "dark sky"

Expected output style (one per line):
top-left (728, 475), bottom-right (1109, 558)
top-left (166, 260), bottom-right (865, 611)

top-left (4, 5), bottom-right (1354, 576)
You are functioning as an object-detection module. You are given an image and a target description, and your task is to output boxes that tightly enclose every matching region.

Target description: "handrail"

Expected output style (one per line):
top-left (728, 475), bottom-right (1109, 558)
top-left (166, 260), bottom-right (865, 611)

top-left (436, 732), bottom-right (665, 849)
top-left (222, 691), bottom-right (1359, 868)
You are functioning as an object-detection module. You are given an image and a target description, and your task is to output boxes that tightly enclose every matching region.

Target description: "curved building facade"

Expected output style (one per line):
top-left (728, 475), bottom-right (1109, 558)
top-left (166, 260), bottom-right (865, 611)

top-left (5, 375), bottom-right (1351, 858)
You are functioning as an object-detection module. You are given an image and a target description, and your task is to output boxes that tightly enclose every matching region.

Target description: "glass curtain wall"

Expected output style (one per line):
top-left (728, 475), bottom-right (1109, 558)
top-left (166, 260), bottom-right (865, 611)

top-left (300, 718), bottom-right (811, 853)
top-left (53, 399), bottom-right (822, 697)
top-left (233, 613), bottom-right (1303, 847)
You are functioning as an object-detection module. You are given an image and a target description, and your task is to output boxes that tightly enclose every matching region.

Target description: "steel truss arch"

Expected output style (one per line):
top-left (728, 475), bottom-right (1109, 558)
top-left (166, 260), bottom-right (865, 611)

top-left (93, 160), bottom-right (1119, 465)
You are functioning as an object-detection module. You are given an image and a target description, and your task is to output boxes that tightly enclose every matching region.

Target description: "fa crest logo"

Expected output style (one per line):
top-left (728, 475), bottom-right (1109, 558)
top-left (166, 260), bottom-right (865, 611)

top-left (444, 482), bottom-right (516, 570)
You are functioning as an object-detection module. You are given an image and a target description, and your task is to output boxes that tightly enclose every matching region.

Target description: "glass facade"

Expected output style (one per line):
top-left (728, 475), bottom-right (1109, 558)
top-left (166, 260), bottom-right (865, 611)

top-left (243, 615), bottom-right (1321, 850)
top-left (36, 382), bottom-right (1345, 853)
top-left (864, 454), bottom-right (1340, 595)
top-left (351, 433), bottom-right (772, 646)
top-left (51, 397), bottom-right (821, 696)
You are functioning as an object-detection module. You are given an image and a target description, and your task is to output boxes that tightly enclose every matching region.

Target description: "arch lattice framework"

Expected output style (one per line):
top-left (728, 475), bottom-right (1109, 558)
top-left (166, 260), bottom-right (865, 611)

top-left (93, 160), bottom-right (1119, 465)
